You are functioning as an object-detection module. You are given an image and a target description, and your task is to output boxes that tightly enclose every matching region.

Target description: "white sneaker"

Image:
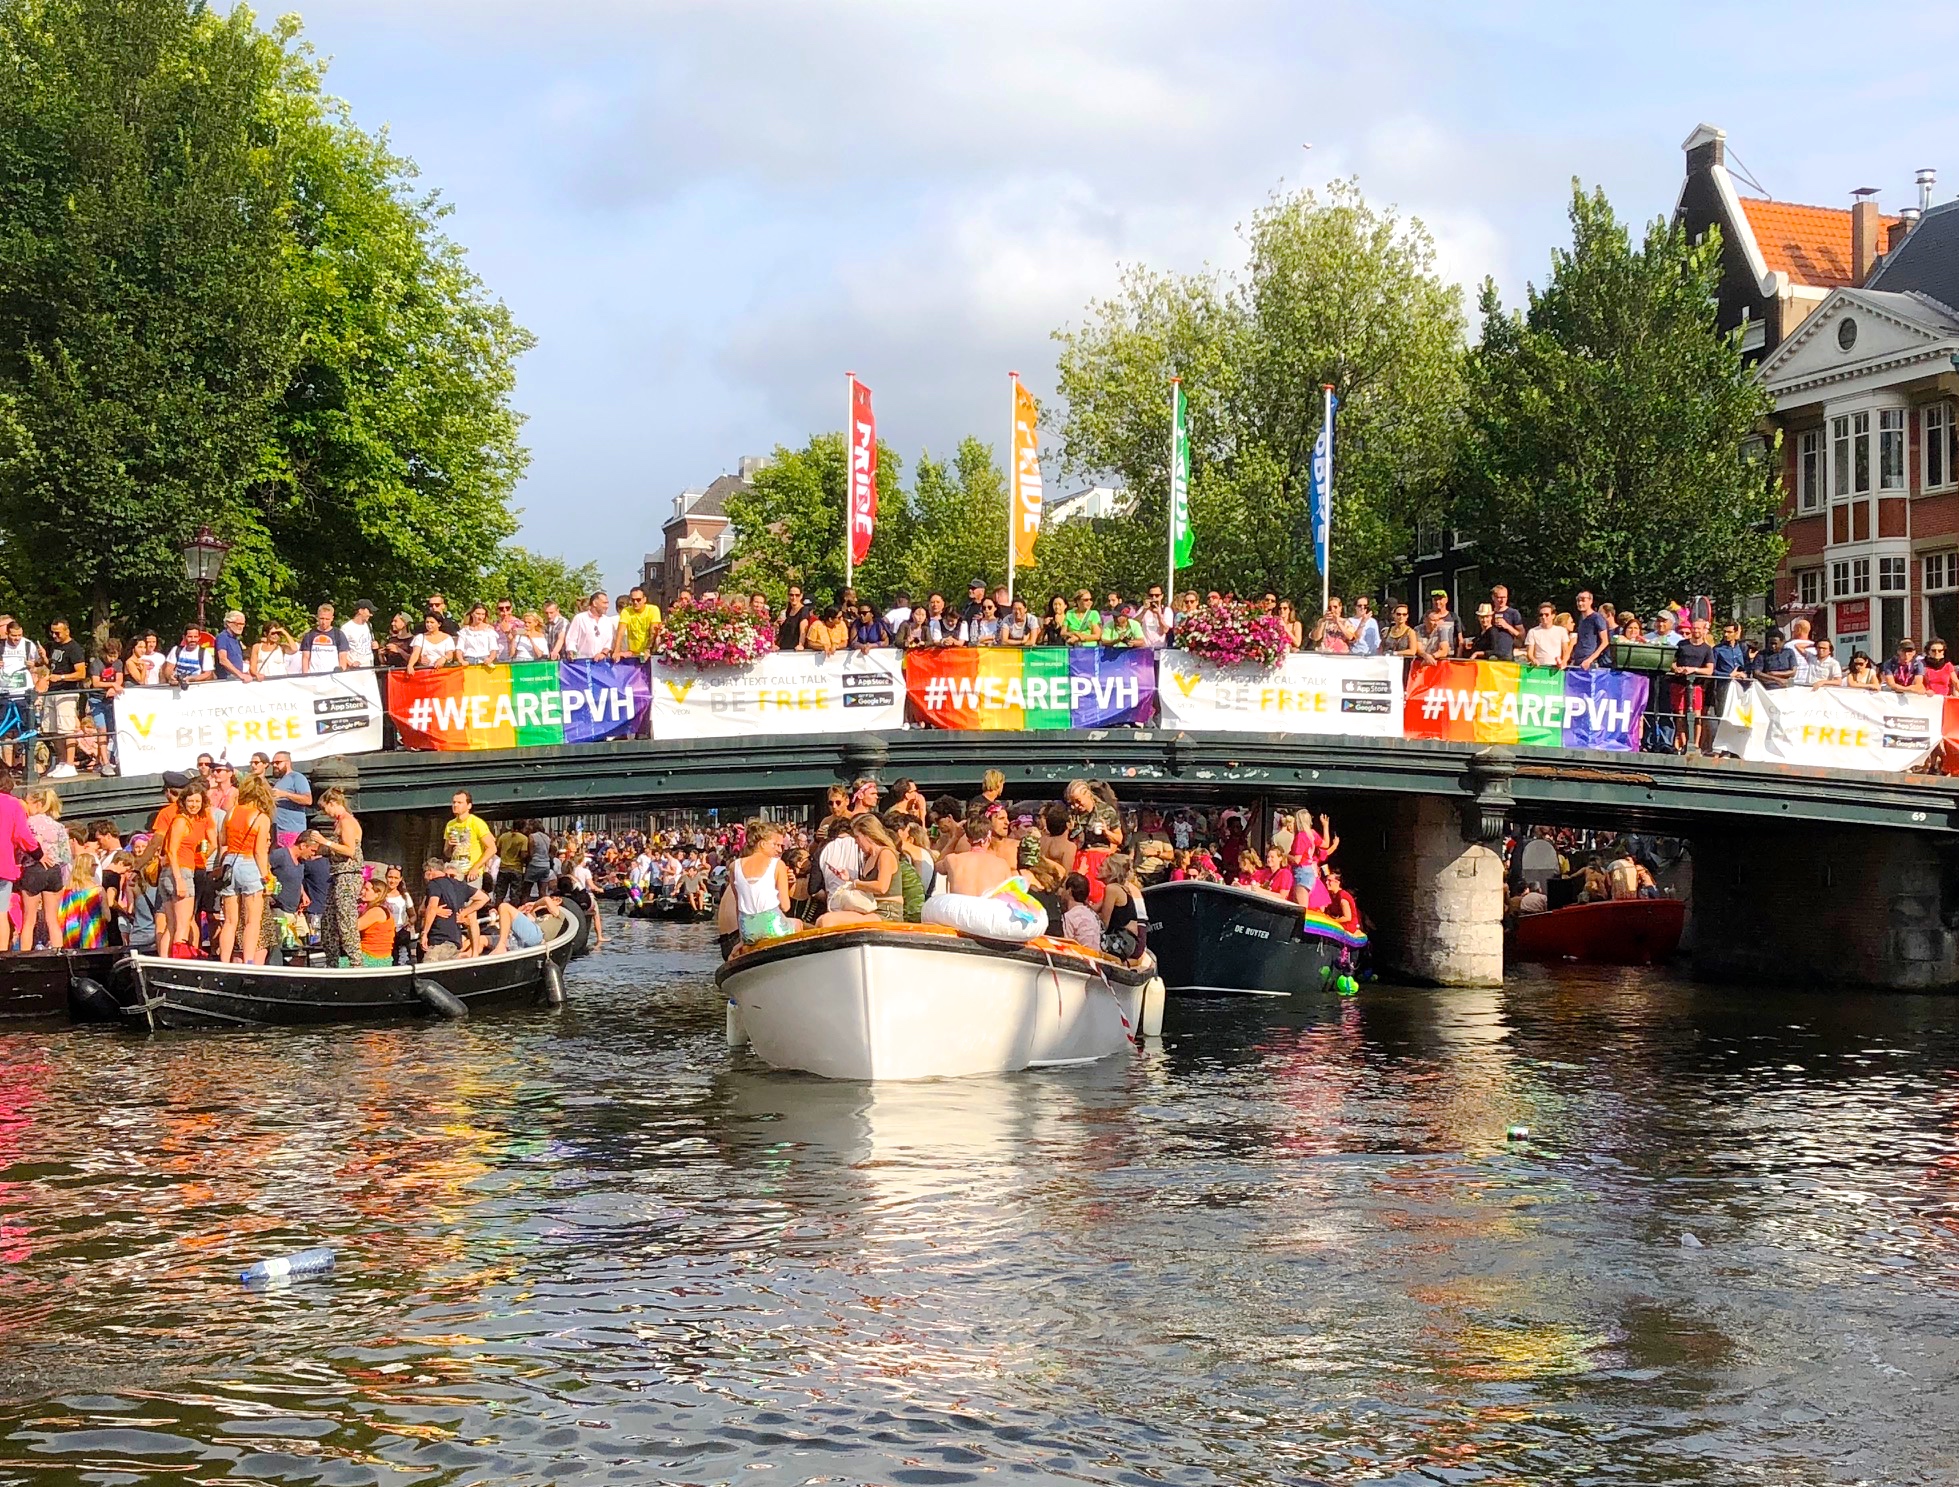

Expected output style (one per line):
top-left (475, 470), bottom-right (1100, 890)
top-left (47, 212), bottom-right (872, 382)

top-left (44, 762), bottom-right (78, 778)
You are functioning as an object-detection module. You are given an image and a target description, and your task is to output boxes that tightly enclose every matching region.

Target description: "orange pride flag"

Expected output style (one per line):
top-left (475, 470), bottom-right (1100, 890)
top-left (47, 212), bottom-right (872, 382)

top-left (1011, 377), bottom-right (1042, 570)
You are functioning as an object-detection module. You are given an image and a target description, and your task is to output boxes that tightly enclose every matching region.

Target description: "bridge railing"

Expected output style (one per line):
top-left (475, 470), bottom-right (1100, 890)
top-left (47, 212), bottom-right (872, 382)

top-left (31, 646), bottom-right (1959, 787)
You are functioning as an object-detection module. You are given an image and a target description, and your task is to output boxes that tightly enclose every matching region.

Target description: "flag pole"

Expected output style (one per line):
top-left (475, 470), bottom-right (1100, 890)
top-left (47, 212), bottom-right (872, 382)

top-left (1007, 371), bottom-right (1020, 606)
top-left (844, 371), bottom-right (856, 591)
top-left (1166, 376), bottom-right (1180, 613)
top-left (1319, 382), bottom-right (1333, 621)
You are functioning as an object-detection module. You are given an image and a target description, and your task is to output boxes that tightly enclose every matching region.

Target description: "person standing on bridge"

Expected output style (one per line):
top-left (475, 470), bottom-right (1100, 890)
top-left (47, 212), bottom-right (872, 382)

top-left (564, 591), bottom-right (617, 661)
top-left (1571, 591), bottom-right (1611, 670)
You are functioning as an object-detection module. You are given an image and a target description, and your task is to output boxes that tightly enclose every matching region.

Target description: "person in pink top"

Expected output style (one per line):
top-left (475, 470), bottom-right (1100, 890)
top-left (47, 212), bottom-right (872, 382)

top-left (0, 767), bottom-right (45, 952)
top-left (1921, 639), bottom-right (1956, 697)
top-left (1287, 811), bottom-right (1340, 912)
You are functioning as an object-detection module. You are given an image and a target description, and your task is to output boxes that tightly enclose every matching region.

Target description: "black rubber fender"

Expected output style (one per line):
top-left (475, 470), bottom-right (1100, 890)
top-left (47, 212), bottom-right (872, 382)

top-left (413, 978), bottom-right (468, 1019)
top-left (69, 975), bottom-right (120, 1022)
top-left (541, 958), bottom-right (565, 1007)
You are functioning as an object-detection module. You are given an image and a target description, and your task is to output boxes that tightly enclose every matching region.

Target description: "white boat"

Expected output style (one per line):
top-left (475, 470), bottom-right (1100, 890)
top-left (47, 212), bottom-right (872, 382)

top-left (715, 923), bottom-right (1163, 1081)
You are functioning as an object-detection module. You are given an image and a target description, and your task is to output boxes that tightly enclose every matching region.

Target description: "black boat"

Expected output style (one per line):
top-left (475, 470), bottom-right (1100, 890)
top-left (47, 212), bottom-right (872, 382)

top-left (0, 948), bottom-right (127, 1021)
top-left (113, 904), bottom-right (582, 1030)
top-left (1144, 879), bottom-right (1367, 998)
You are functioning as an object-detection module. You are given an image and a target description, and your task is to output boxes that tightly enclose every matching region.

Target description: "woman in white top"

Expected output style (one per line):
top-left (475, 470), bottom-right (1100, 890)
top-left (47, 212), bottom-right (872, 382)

top-left (962, 599), bottom-right (1002, 647)
top-left (125, 632), bottom-right (166, 686)
top-left (510, 612), bottom-right (550, 662)
top-left (456, 603), bottom-right (500, 665)
top-left (250, 622), bottom-right (297, 679)
top-left (728, 820), bottom-right (793, 943)
top-left (409, 612), bottom-right (458, 669)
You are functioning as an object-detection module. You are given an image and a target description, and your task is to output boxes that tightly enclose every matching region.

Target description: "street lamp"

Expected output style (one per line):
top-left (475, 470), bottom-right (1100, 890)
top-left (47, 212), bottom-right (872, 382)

top-left (182, 525), bottom-right (230, 630)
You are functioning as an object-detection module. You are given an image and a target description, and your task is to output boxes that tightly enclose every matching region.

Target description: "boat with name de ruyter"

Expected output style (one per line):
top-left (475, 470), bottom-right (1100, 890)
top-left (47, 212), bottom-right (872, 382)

top-left (1144, 879), bottom-right (1366, 999)
top-left (110, 902), bottom-right (585, 1031)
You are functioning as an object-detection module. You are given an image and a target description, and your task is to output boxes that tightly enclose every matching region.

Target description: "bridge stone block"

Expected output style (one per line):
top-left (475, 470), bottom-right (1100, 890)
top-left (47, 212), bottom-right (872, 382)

top-left (1341, 795), bottom-right (1504, 987)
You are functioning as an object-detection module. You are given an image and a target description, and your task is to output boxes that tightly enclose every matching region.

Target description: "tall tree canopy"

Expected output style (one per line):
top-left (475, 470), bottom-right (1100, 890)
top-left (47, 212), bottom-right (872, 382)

top-left (0, 0), bottom-right (535, 633)
top-left (1454, 185), bottom-right (1784, 612)
top-left (723, 434), bottom-right (912, 606)
top-left (1053, 180), bottom-right (1465, 603)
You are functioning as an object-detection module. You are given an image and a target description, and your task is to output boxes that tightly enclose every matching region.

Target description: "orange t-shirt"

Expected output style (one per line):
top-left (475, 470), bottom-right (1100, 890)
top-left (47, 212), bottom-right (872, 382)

top-left (167, 811), bottom-right (217, 872)
top-left (357, 905), bottom-right (393, 960)
top-left (223, 803), bottom-right (265, 856)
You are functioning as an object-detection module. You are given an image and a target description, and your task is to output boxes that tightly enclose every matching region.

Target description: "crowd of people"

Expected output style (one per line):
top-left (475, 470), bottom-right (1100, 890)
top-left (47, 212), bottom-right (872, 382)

top-left (7, 570), bottom-right (1943, 781)
top-left (1503, 826), bottom-right (1677, 917)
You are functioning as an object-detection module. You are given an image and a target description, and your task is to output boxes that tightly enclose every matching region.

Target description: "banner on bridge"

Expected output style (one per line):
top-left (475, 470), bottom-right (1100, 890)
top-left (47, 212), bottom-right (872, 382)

top-left (1154, 652), bottom-right (1402, 736)
top-left (647, 649), bottom-right (904, 739)
top-left (1714, 680), bottom-right (1942, 772)
top-left (1404, 660), bottom-right (1649, 752)
top-left (905, 647), bottom-right (1153, 730)
top-left (115, 672), bottom-right (385, 775)
top-left (387, 661), bottom-right (650, 751)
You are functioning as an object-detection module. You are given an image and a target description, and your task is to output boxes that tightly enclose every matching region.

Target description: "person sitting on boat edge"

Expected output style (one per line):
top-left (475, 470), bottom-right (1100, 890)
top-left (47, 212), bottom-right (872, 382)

top-left (491, 891), bottom-right (560, 955)
top-left (421, 856), bottom-right (488, 962)
top-left (1058, 873), bottom-right (1101, 953)
top-left (816, 815), bottom-right (904, 928)
top-left (919, 817), bottom-right (1048, 942)
top-left (1322, 867), bottom-right (1361, 934)
top-left (731, 820), bottom-right (796, 944)
top-left (356, 877), bottom-right (395, 967)
top-left (1096, 853), bottom-right (1148, 964)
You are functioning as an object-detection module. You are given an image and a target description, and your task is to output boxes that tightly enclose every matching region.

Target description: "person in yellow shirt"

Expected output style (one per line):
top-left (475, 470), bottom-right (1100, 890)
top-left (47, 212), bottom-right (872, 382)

top-left (615, 585), bottom-right (662, 659)
top-left (443, 789), bottom-right (498, 893)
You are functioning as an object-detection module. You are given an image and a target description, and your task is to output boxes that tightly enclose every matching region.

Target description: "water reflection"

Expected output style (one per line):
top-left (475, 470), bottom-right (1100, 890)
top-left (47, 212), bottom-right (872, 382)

top-left (1, 925), bottom-right (1956, 1484)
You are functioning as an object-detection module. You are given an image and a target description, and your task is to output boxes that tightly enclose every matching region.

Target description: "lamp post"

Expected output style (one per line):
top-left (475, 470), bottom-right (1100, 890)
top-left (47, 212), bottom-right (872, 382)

top-left (182, 525), bottom-right (230, 631)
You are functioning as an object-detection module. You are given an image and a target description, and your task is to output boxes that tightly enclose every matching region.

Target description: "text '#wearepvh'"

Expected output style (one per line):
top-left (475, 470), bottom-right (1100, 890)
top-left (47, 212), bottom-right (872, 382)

top-left (387, 661), bottom-right (650, 751)
top-left (1404, 659), bottom-right (1649, 752)
top-left (906, 647), bottom-right (1154, 730)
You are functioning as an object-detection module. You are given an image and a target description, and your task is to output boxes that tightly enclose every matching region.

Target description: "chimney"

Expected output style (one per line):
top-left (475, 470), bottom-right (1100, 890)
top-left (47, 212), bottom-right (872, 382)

top-left (1851, 188), bottom-right (1881, 285)
top-left (1890, 213), bottom-right (1917, 253)
top-left (1918, 168), bottom-right (1937, 213)
top-left (1682, 123), bottom-right (1726, 174)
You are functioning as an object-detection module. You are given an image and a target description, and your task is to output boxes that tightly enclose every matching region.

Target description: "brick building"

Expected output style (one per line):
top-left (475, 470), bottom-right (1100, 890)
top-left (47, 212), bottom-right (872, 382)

top-left (639, 456), bottom-right (768, 608)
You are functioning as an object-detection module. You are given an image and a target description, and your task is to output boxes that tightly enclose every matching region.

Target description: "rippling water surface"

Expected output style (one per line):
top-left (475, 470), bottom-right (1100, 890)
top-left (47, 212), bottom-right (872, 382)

top-left (2, 919), bottom-right (1957, 1485)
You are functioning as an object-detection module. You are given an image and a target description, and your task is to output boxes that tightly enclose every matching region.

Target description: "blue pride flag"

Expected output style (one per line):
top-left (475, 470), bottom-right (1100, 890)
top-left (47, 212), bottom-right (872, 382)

top-left (1308, 390), bottom-right (1338, 580)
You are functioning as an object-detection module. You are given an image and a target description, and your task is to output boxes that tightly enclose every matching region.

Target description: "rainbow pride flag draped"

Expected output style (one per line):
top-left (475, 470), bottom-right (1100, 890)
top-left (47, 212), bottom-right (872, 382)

top-left (905, 647), bottom-right (1154, 731)
top-left (387, 661), bottom-right (651, 751)
top-left (1403, 659), bottom-right (1648, 752)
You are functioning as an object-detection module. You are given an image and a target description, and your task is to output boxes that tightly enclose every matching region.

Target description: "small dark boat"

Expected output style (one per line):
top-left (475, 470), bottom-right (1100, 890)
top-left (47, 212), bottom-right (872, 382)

top-left (1145, 880), bottom-right (1367, 998)
top-left (0, 948), bottom-right (127, 1021)
top-left (113, 905), bottom-right (582, 1030)
top-left (1509, 896), bottom-right (1685, 966)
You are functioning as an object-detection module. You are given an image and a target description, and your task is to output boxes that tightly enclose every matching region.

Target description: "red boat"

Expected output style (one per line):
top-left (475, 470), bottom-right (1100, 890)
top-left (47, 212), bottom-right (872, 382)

top-left (1509, 897), bottom-right (1686, 966)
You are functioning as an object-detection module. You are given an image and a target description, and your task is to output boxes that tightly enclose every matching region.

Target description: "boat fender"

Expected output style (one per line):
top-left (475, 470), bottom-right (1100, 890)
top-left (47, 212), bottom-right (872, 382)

top-left (69, 976), bottom-right (120, 1022)
top-left (413, 978), bottom-right (468, 1020)
top-left (542, 958), bottom-right (565, 1007)
top-left (726, 998), bottom-right (748, 1049)
top-left (1140, 976), bottom-right (1166, 1039)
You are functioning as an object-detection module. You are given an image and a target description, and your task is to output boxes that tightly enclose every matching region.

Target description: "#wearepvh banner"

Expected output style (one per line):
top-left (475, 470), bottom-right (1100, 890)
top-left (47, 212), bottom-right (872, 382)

top-left (647, 649), bottom-right (904, 740)
top-left (906, 647), bottom-right (1154, 730)
top-left (115, 672), bottom-right (385, 775)
top-left (1404, 660), bottom-right (1649, 752)
top-left (1154, 652), bottom-right (1402, 735)
top-left (1715, 680), bottom-right (1942, 772)
top-left (387, 661), bottom-right (650, 751)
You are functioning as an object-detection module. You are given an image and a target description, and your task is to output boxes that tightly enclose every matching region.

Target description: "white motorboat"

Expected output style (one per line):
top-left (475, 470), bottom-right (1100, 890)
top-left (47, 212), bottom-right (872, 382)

top-left (716, 923), bottom-right (1163, 1081)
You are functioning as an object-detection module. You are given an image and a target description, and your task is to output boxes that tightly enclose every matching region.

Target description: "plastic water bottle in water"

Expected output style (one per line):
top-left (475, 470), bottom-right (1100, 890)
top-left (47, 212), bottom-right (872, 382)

top-left (239, 1247), bottom-right (336, 1286)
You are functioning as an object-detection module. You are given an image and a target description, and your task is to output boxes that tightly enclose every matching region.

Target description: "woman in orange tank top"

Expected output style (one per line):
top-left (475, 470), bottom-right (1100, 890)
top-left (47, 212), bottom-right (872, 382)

top-left (162, 782), bottom-right (216, 953)
top-left (216, 774), bottom-right (275, 963)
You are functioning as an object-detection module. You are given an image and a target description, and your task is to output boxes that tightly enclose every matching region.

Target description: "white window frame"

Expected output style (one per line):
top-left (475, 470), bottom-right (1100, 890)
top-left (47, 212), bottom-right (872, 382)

top-left (1879, 409), bottom-right (1907, 492)
top-left (1797, 428), bottom-right (1823, 512)
top-left (1414, 519), bottom-right (1442, 561)
top-left (1926, 551), bottom-right (1959, 593)
top-left (1797, 568), bottom-right (1824, 606)
top-left (1853, 556), bottom-right (1872, 594)
top-left (1832, 560), bottom-right (1854, 598)
top-left (1926, 403), bottom-right (1955, 493)
top-left (1879, 555), bottom-right (1909, 593)
top-left (1831, 414), bottom-right (1852, 498)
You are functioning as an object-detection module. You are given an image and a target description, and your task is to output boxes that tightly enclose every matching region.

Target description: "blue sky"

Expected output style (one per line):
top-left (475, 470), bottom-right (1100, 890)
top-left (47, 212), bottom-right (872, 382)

top-left (295, 0), bottom-right (1959, 589)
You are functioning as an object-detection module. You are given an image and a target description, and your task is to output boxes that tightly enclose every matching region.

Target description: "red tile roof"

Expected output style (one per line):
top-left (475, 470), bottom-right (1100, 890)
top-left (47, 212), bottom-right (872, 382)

top-left (1739, 198), bottom-right (1900, 288)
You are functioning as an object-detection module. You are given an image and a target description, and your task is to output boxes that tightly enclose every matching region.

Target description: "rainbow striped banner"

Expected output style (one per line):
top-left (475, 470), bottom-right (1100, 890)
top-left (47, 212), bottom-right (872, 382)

top-left (905, 647), bottom-right (1154, 730)
top-left (387, 661), bottom-right (651, 751)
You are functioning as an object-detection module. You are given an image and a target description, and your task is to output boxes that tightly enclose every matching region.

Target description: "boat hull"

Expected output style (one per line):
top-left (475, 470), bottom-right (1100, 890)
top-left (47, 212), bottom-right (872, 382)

top-left (0, 949), bottom-right (126, 1021)
top-left (117, 911), bottom-right (579, 1030)
top-left (1144, 880), bottom-right (1364, 998)
top-left (716, 925), bottom-right (1148, 1081)
top-left (1510, 897), bottom-right (1685, 966)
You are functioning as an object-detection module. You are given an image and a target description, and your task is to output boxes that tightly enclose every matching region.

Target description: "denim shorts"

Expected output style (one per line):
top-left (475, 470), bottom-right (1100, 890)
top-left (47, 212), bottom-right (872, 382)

top-left (221, 857), bottom-right (266, 897)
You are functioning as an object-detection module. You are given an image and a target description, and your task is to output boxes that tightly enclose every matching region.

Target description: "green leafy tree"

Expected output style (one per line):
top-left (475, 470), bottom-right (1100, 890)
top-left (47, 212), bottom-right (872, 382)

top-left (724, 433), bottom-right (909, 607)
top-left (904, 437), bottom-right (1010, 604)
top-left (1454, 184), bottom-right (1784, 613)
top-left (0, 0), bottom-right (532, 635)
top-left (481, 546), bottom-right (603, 616)
top-left (1053, 179), bottom-right (1465, 604)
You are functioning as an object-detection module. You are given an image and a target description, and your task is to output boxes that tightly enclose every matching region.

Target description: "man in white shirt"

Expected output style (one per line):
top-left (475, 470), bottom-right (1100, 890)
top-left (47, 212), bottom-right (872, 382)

top-left (882, 592), bottom-right (913, 632)
top-left (1524, 602), bottom-right (1569, 668)
top-left (1651, 611), bottom-right (1683, 651)
top-left (563, 592), bottom-right (617, 660)
top-left (1348, 596), bottom-right (1381, 655)
top-left (341, 600), bottom-right (376, 668)
top-left (1140, 586), bottom-right (1173, 648)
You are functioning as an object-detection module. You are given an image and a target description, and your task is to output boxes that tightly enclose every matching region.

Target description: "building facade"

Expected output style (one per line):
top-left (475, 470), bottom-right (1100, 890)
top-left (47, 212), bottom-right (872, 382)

top-left (640, 456), bottom-right (768, 608)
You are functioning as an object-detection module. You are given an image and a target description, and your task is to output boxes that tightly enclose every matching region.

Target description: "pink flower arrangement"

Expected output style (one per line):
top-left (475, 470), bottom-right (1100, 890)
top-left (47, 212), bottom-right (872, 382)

top-left (649, 597), bottom-right (775, 670)
top-left (1176, 597), bottom-right (1291, 670)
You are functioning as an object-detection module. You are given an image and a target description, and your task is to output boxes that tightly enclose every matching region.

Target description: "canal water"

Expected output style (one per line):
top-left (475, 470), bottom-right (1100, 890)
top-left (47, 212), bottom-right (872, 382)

top-left (2, 920), bottom-right (1956, 1486)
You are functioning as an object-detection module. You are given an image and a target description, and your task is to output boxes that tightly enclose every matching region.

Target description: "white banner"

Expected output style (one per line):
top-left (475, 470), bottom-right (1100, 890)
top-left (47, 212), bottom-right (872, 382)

top-left (115, 672), bottom-right (385, 776)
top-left (647, 648), bottom-right (905, 740)
top-left (1712, 680), bottom-right (1942, 772)
top-left (1155, 651), bottom-right (1403, 736)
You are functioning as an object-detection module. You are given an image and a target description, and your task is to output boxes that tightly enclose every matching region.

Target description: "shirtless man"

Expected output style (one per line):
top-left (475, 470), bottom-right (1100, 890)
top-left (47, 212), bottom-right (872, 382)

top-left (941, 819), bottom-right (1013, 897)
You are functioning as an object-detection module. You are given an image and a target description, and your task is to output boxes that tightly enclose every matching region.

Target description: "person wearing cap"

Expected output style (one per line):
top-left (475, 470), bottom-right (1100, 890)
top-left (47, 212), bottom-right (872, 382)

top-left (1468, 603), bottom-right (1512, 661)
top-left (959, 578), bottom-right (989, 627)
top-left (214, 610), bottom-right (251, 683)
top-left (1419, 589), bottom-right (1458, 662)
top-left (1881, 637), bottom-right (1924, 692)
top-left (342, 600), bottom-right (377, 669)
top-left (1103, 604), bottom-right (1146, 648)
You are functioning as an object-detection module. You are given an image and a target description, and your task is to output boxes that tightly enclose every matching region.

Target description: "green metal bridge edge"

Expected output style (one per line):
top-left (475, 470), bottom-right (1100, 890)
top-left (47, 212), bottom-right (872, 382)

top-left (50, 730), bottom-right (1959, 839)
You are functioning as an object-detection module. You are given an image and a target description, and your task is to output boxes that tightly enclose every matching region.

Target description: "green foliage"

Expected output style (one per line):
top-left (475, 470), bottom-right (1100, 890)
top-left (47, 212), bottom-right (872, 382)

top-left (1454, 184), bottom-right (1784, 612)
top-left (1053, 180), bottom-right (1465, 605)
top-left (904, 437), bottom-right (1009, 604)
top-left (724, 433), bottom-right (910, 607)
top-left (0, 0), bottom-right (531, 637)
top-left (480, 546), bottom-right (602, 616)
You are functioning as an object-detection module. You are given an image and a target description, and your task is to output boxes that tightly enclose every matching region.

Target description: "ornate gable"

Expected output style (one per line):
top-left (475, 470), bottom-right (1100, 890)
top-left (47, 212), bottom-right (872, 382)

top-left (1757, 289), bottom-right (1959, 403)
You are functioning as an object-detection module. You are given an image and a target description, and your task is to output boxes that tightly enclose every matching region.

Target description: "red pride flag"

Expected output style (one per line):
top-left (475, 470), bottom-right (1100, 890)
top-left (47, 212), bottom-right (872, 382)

top-left (848, 375), bottom-right (878, 567)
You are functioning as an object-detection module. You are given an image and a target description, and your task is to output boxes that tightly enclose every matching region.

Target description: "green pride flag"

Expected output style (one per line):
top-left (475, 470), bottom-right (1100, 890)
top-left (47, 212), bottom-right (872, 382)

top-left (1170, 380), bottom-right (1193, 570)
